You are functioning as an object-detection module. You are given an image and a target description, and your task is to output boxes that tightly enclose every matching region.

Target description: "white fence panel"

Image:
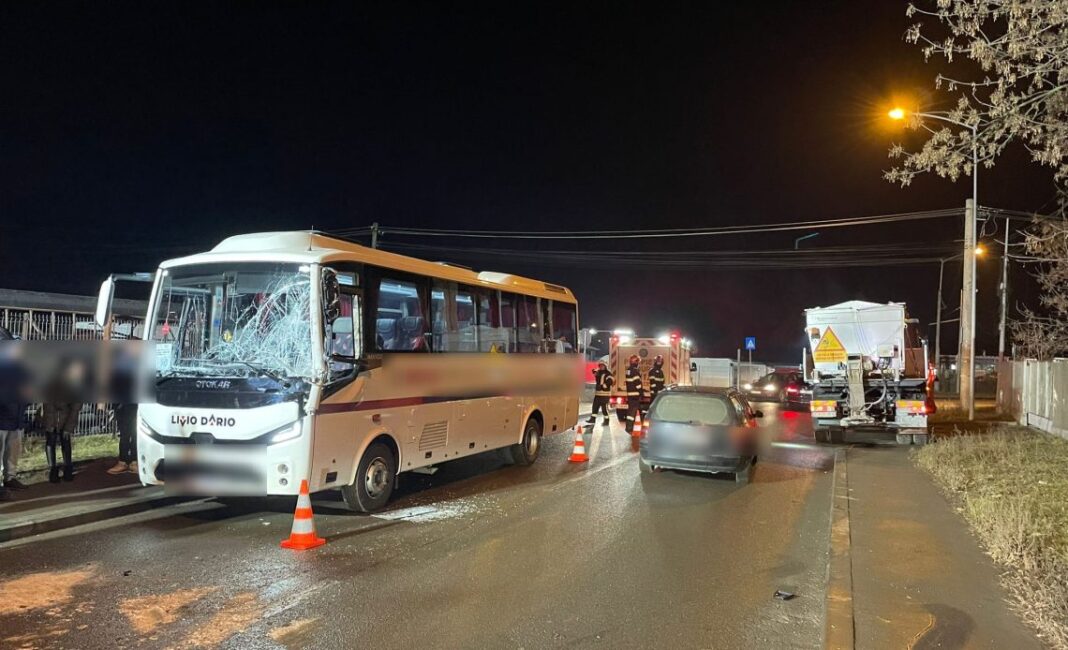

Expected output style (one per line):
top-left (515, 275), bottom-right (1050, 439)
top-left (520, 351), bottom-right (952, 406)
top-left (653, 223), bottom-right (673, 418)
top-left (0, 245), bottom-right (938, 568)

top-left (1006, 358), bottom-right (1068, 439)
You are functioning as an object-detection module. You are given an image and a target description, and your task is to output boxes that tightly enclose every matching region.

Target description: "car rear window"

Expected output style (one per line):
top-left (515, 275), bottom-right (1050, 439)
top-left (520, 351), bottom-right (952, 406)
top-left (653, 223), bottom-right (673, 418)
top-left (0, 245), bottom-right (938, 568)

top-left (649, 393), bottom-right (733, 426)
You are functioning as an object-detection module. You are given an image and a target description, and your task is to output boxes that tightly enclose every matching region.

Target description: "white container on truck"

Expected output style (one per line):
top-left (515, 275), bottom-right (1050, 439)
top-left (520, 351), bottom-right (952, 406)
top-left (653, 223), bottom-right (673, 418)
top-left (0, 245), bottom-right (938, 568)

top-left (804, 300), bottom-right (932, 445)
top-left (608, 334), bottom-right (692, 421)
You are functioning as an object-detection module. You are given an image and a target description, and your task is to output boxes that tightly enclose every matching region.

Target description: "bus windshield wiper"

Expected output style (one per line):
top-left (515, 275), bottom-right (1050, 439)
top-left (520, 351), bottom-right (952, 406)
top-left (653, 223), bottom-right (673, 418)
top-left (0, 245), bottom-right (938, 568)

top-left (235, 361), bottom-right (286, 384)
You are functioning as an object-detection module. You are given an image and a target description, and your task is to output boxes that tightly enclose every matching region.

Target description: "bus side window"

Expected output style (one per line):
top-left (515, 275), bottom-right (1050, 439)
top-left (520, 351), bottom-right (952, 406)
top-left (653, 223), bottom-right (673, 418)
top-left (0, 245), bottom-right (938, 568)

top-left (516, 295), bottom-right (541, 353)
top-left (499, 292), bottom-right (517, 352)
top-left (551, 301), bottom-right (577, 353)
top-left (373, 276), bottom-right (428, 352)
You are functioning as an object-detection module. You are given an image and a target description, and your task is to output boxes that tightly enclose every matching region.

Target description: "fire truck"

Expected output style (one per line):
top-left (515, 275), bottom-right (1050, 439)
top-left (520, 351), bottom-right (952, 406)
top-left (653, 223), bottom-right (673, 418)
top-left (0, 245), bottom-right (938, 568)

top-left (607, 332), bottom-right (693, 421)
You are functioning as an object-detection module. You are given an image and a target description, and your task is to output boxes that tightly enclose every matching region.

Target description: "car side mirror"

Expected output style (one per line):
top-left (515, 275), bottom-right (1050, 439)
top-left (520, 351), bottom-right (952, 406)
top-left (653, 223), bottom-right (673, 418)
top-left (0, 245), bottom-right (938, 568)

top-left (754, 410), bottom-right (764, 418)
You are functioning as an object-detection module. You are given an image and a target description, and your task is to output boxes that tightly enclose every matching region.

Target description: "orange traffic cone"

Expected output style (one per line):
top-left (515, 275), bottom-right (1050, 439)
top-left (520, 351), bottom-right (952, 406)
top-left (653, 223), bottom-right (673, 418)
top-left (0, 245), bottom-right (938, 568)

top-left (280, 479), bottom-right (326, 550)
top-left (632, 413), bottom-right (644, 438)
top-left (568, 426), bottom-right (589, 463)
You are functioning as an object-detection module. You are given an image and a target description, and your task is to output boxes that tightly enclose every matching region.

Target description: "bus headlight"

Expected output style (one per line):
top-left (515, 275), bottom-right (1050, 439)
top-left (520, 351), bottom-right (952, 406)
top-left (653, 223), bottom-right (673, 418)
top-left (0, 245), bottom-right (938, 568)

top-left (138, 418), bottom-right (161, 441)
top-left (269, 421), bottom-right (302, 444)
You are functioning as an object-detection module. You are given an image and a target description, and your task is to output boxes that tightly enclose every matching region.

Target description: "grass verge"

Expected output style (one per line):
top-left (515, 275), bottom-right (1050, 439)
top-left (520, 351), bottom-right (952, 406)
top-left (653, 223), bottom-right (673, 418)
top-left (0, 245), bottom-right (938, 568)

top-left (19, 434), bottom-right (119, 473)
top-left (915, 427), bottom-right (1068, 648)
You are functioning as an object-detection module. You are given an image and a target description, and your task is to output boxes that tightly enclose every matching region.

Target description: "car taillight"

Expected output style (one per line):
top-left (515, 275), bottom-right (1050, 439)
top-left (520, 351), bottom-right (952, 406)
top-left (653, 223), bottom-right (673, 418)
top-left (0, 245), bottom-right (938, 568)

top-left (786, 387), bottom-right (799, 394)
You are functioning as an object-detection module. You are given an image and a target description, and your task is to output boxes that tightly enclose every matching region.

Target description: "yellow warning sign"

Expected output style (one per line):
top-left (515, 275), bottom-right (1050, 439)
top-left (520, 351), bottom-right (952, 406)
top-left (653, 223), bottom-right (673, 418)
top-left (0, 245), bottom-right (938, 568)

top-left (813, 327), bottom-right (847, 363)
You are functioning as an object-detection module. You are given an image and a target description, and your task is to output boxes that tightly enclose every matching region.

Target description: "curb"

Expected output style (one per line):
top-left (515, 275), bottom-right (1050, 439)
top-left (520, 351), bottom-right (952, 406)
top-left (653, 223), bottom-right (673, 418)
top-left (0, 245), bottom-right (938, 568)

top-left (824, 447), bottom-right (854, 649)
top-left (0, 494), bottom-right (189, 544)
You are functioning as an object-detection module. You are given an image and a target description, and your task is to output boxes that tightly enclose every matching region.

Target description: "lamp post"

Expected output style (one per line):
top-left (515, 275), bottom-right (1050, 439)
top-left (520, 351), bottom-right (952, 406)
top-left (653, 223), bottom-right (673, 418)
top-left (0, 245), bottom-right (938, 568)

top-left (890, 107), bottom-right (980, 420)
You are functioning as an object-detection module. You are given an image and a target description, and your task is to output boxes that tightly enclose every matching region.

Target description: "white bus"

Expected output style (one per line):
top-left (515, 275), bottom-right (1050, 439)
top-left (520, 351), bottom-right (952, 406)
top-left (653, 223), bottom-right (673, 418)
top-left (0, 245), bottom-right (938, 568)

top-left (96, 232), bottom-right (581, 512)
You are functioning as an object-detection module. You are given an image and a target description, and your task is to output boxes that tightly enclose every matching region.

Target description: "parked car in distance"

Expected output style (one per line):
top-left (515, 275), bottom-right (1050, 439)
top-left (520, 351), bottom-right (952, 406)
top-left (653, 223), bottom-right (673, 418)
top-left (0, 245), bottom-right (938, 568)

top-left (744, 371), bottom-right (809, 406)
top-left (639, 386), bottom-right (761, 483)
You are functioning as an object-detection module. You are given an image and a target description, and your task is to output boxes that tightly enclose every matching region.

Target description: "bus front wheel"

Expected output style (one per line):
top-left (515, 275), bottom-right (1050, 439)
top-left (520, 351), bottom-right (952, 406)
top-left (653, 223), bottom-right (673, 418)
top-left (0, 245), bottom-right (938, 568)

top-left (511, 417), bottom-right (542, 466)
top-left (341, 441), bottom-right (397, 513)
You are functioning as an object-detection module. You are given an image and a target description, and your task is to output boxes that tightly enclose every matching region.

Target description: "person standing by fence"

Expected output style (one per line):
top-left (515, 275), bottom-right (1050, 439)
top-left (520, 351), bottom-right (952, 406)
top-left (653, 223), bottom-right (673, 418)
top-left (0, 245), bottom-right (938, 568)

top-left (42, 356), bottom-right (86, 483)
top-left (107, 403), bottom-right (137, 475)
top-left (0, 326), bottom-right (27, 500)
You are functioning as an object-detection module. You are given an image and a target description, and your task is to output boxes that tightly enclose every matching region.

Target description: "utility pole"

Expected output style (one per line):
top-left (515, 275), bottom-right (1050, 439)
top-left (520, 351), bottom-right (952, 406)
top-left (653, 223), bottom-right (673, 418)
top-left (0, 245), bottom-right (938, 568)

top-left (960, 198), bottom-right (977, 420)
top-left (935, 257), bottom-right (945, 366)
top-left (998, 217), bottom-right (1009, 359)
top-left (370, 222), bottom-right (380, 249)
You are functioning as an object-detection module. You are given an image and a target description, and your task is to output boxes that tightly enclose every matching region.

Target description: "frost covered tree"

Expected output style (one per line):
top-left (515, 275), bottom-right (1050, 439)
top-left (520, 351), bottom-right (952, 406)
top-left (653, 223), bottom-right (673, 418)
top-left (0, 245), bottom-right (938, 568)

top-left (887, 0), bottom-right (1068, 359)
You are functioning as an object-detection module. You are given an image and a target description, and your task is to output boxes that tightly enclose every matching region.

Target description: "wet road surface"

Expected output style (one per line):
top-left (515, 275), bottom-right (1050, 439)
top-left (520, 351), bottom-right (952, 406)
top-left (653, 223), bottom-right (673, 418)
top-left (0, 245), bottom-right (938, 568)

top-left (1, 403), bottom-right (835, 649)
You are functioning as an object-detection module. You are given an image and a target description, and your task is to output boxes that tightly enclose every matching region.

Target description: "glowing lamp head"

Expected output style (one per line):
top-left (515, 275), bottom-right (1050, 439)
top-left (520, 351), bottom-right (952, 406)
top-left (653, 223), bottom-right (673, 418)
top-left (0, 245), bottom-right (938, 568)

top-left (888, 107), bottom-right (906, 120)
top-left (975, 245), bottom-right (985, 256)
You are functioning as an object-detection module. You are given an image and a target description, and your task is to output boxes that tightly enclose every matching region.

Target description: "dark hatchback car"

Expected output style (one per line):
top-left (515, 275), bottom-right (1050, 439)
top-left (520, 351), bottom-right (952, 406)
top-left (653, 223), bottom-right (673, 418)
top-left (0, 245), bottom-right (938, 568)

top-left (639, 387), bottom-right (762, 483)
top-left (745, 371), bottom-right (811, 409)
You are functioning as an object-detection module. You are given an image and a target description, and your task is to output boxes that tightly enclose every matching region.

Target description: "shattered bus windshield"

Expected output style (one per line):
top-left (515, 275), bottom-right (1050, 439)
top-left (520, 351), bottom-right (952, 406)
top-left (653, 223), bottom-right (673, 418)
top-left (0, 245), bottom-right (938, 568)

top-left (150, 262), bottom-right (314, 379)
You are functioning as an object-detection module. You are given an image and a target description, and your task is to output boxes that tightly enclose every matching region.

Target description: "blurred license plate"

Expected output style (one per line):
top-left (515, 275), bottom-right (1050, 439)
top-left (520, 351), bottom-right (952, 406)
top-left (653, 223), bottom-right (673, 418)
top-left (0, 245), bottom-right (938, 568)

top-left (163, 445), bottom-right (267, 495)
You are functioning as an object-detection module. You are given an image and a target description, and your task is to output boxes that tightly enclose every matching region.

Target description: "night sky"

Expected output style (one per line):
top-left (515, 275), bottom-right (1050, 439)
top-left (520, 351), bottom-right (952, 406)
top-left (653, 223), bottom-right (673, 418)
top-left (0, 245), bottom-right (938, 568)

top-left (1, 2), bottom-right (1055, 361)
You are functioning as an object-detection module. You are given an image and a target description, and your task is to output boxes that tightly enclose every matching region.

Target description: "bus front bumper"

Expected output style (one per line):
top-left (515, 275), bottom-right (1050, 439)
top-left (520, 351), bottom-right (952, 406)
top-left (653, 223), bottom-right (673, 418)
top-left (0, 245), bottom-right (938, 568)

top-left (137, 431), bottom-right (306, 496)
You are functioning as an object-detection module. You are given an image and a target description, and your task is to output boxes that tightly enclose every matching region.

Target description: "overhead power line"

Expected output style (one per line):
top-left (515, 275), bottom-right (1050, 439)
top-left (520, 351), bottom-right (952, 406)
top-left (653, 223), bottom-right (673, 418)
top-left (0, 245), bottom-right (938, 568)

top-left (330, 208), bottom-right (963, 240)
top-left (376, 241), bottom-right (958, 270)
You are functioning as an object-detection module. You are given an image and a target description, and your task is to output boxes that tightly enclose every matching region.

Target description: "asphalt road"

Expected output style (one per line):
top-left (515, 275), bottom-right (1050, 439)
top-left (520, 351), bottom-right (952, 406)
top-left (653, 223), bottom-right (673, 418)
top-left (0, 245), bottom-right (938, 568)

top-left (0, 402), bottom-right (835, 649)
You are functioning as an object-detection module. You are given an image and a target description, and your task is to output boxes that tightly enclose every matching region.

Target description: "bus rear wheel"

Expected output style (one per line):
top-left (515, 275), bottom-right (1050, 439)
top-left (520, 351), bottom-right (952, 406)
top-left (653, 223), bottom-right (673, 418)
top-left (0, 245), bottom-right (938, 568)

top-left (341, 441), bottom-right (396, 513)
top-left (511, 417), bottom-right (542, 466)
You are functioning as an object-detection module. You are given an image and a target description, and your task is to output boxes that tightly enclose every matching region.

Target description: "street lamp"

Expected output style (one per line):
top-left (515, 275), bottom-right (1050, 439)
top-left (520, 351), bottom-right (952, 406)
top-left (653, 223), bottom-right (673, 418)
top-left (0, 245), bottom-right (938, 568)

top-left (890, 106), bottom-right (981, 420)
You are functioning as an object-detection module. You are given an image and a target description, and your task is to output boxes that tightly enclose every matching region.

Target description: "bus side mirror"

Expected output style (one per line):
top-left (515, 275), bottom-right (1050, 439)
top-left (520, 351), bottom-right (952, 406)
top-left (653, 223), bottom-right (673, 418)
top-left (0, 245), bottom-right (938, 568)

top-left (95, 277), bottom-right (116, 327)
top-left (322, 270), bottom-right (341, 324)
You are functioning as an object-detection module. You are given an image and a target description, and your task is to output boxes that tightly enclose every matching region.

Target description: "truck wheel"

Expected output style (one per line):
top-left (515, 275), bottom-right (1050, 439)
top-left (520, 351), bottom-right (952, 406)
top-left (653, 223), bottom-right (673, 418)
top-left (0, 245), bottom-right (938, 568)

top-left (895, 433), bottom-right (911, 445)
top-left (814, 428), bottom-right (828, 443)
top-left (912, 433), bottom-right (930, 446)
top-left (829, 429), bottom-right (844, 444)
top-left (510, 417), bottom-right (542, 466)
top-left (341, 441), bottom-right (396, 513)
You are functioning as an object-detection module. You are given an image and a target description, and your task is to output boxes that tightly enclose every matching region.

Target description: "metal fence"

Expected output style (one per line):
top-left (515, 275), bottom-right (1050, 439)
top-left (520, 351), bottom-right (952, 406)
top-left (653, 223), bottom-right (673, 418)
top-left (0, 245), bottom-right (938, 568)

top-left (3, 305), bottom-right (144, 438)
top-left (997, 358), bottom-right (1068, 439)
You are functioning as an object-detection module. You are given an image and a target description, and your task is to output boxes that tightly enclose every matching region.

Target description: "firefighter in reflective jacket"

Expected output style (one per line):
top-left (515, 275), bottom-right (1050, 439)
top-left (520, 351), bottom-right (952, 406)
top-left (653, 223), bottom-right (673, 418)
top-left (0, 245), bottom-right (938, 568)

top-left (624, 355), bottom-right (644, 433)
top-left (648, 355), bottom-right (667, 404)
top-left (587, 362), bottom-right (614, 426)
